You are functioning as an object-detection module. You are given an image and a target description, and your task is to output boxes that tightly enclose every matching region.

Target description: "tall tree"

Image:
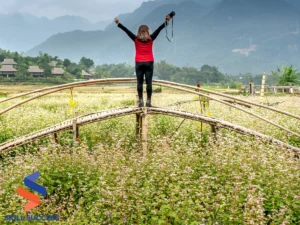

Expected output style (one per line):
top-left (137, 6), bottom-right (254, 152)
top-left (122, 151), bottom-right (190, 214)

top-left (272, 65), bottom-right (300, 85)
top-left (63, 59), bottom-right (71, 67)
top-left (80, 57), bottom-right (94, 69)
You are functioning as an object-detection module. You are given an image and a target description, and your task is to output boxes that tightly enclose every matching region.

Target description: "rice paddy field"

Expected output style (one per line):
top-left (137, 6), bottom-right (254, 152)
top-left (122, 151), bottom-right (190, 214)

top-left (0, 85), bottom-right (299, 224)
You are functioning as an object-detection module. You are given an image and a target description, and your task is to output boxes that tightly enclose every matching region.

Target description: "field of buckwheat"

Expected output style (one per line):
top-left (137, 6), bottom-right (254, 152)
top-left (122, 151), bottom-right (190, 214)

top-left (0, 88), bottom-right (299, 224)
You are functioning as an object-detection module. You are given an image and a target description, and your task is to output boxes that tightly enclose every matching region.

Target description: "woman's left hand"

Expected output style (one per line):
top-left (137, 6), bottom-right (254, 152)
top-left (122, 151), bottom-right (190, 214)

top-left (114, 18), bottom-right (120, 25)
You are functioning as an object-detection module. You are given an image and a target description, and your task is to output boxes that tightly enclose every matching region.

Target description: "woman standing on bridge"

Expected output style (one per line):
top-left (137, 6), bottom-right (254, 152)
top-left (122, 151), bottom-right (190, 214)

top-left (114, 15), bottom-right (171, 107)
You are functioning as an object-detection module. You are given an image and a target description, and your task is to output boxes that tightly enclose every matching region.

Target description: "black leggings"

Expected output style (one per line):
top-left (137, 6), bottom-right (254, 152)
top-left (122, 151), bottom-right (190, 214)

top-left (135, 62), bottom-right (154, 99)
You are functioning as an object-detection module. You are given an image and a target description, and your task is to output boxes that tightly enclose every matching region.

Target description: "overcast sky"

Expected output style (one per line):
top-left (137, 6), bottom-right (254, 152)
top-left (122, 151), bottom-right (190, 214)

top-left (0, 0), bottom-right (146, 22)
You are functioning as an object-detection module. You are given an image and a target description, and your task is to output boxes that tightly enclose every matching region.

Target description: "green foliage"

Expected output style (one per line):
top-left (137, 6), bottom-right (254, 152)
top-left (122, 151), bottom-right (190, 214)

top-left (272, 65), bottom-right (300, 85)
top-left (0, 50), bottom-right (96, 84)
top-left (63, 58), bottom-right (71, 68)
top-left (154, 61), bottom-right (229, 85)
top-left (153, 115), bottom-right (177, 136)
top-left (120, 99), bottom-right (135, 107)
top-left (94, 63), bottom-right (134, 79)
top-left (80, 57), bottom-right (94, 69)
top-left (229, 81), bottom-right (243, 89)
top-left (0, 92), bottom-right (8, 98)
top-left (0, 92), bottom-right (299, 224)
top-left (1, 134), bottom-right (299, 224)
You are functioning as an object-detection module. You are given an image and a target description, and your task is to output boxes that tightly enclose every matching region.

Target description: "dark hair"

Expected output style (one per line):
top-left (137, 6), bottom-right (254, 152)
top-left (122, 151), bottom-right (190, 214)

top-left (137, 25), bottom-right (151, 42)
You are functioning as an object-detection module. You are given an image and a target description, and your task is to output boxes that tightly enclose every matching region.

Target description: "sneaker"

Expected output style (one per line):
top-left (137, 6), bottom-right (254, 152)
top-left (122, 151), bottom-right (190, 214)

top-left (138, 99), bottom-right (144, 107)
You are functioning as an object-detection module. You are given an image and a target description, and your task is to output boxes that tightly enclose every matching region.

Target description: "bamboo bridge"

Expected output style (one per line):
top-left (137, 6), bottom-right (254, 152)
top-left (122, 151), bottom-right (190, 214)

top-left (0, 78), bottom-right (299, 154)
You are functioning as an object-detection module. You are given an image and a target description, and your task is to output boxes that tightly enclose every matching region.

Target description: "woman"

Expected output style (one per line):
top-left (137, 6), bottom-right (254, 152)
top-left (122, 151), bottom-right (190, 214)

top-left (114, 15), bottom-right (171, 107)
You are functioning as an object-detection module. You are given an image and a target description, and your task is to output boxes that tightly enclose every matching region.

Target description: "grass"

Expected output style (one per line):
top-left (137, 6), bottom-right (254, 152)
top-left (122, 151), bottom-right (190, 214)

top-left (0, 85), bottom-right (299, 224)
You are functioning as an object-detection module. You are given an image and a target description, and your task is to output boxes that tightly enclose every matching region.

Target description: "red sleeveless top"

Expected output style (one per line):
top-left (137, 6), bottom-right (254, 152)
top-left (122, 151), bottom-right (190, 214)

top-left (134, 38), bottom-right (154, 62)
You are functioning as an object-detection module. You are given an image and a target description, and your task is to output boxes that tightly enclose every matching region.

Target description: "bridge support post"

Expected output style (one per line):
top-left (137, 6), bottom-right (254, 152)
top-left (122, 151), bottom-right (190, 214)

top-left (249, 82), bottom-right (254, 96)
top-left (141, 108), bottom-right (148, 156)
top-left (260, 72), bottom-right (266, 97)
top-left (136, 114), bottom-right (142, 141)
top-left (211, 124), bottom-right (220, 142)
top-left (73, 112), bottom-right (79, 143)
top-left (136, 95), bottom-right (142, 141)
top-left (52, 133), bottom-right (59, 144)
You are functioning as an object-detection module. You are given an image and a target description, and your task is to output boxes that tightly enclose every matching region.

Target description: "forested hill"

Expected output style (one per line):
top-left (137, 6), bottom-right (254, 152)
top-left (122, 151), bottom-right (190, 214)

top-left (26, 0), bottom-right (300, 74)
top-left (0, 13), bottom-right (110, 52)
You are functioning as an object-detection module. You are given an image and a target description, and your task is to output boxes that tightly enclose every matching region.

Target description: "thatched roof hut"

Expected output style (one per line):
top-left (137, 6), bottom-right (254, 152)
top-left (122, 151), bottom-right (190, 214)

top-left (28, 66), bottom-right (44, 77)
top-left (0, 65), bottom-right (17, 72)
top-left (0, 65), bottom-right (17, 77)
top-left (28, 66), bottom-right (44, 73)
top-left (1, 58), bottom-right (17, 65)
top-left (49, 61), bottom-right (58, 67)
top-left (52, 67), bottom-right (64, 76)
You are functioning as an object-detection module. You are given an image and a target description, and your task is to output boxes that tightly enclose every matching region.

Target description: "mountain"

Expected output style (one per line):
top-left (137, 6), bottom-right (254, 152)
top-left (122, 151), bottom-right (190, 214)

top-left (189, 0), bottom-right (300, 73)
top-left (27, 0), bottom-right (206, 64)
top-left (105, 1), bottom-right (165, 30)
top-left (105, 0), bottom-right (220, 30)
top-left (26, 0), bottom-right (300, 74)
top-left (0, 13), bottom-right (110, 51)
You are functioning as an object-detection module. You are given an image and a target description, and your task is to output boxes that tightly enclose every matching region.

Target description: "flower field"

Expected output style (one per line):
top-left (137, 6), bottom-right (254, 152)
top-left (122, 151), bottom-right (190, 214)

top-left (0, 88), bottom-right (299, 224)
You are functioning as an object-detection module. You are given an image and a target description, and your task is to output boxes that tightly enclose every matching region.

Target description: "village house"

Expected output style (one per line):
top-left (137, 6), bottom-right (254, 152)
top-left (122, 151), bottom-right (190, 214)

top-left (1, 58), bottom-right (17, 66)
top-left (49, 61), bottom-right (58, 67)
top-left (0, 58), bottom-right (18, 78)
top-left (82, 70), bottom-right (93, 80)
top-left (52, 67), bottom-right (65, 76)
top-left (28, 66), bottom-right (44, 77)
top-left (0, 65), bottom-right (17, 78)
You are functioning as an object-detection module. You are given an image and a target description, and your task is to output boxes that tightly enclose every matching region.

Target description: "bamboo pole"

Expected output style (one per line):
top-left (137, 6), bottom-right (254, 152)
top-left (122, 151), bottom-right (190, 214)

top-left (73, 112), bottom-right (79, 143)
top-left (249, 82), bottom-right (254, 96)
top-left (1, 107), bottom-right (299, 154)
top-left (154, 80), bottom-right (300, 120)
top-left (211, 125), bottom-right (217, 142)
top-left (72, 118), bottom-right (78, 143)
top-left (260, 72), bottom-right (266, 97)
top-left (52, 133), bottom-right (59, 144)
top-left (141, 108), bottom-right (148, 156)
top-left (0, 78), bottom-right (136, 104)
top-left (136, 95), bottom-right (141, 141)
top-left (210, 123), bottom-right (221, 144)
top-left (1, 78), bottom-right (299, 121)
top-left (152, 82), bottom-right (300, 138)
top-left (1, 80), bottom-right (299, 138)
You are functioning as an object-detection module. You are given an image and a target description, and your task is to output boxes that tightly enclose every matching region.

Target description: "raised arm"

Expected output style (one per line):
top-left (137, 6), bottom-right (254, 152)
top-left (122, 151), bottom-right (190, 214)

top-left (115, 18), bottom-right (136, 41)
top-left (150, 14), bottom-right (171, 41)
top-left (150, 22), bottom-right (167, 41)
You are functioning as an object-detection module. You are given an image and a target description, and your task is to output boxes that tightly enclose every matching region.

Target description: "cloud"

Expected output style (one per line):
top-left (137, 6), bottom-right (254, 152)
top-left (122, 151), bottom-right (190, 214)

top-left (0, 0), bottom-right (145, 22)
top-left (232, 45), bottom-right (257, 56)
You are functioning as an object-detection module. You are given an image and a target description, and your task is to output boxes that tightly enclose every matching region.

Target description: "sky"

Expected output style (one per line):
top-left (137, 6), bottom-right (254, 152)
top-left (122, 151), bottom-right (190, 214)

top-left (0, 0), bottom-right (146, 22)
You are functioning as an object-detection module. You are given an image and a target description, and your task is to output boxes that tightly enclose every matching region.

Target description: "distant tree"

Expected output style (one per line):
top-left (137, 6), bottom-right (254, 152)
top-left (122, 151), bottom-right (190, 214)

top-left (76, 71), bottom-right (83, 79)
top-left (63, 59), bottom-right (71, 67)
top-left (155, 60), bottom-right (176, 81)
top-left (200, 64), bottom-right (213, 72)
top-left (272, 65), bottom-right (300, 85)
top-left (62, 72), bottom-right (74, 81)
top-left (80, 57), bottom-right (94, 69)
top-left (200, 64), bottom-right (226, 84)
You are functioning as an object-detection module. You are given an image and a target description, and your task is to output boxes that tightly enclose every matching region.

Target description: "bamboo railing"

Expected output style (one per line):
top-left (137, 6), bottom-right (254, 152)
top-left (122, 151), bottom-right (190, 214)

top-left (1, 78), bottom-right (299, 120)
top-left (0, 79), bottom-right (299, 138)
top-left (1, 107), bottom-right (299, 154)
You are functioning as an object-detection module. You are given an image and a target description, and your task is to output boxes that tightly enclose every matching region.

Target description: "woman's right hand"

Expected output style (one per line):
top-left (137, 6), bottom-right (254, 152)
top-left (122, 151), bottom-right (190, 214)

top-left (114, 18), bottom-right (120, 25)
top-left (166, 14), bottom-right (171, 22)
